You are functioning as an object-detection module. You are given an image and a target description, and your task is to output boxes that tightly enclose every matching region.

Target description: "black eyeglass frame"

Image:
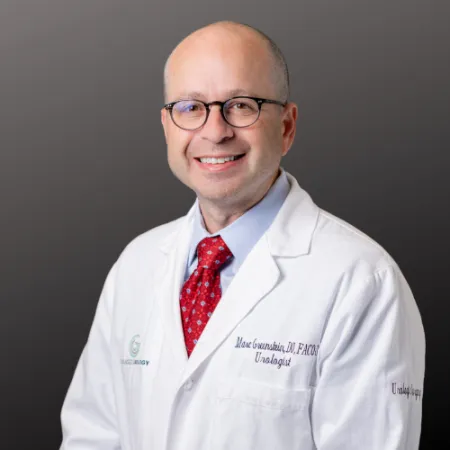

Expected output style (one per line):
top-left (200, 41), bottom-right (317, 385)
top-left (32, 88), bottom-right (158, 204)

top-left (163, 96), bottom-right (287, 130)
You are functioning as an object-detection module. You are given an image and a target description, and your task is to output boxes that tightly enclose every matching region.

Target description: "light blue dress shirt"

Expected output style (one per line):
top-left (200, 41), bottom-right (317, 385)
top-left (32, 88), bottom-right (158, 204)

top-left (184, 169), bottom-right (291, 294)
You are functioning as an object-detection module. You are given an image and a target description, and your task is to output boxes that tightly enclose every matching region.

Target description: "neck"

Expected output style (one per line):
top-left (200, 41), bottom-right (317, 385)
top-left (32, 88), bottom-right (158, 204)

top-left (198, 170), bottom-right (280, 234)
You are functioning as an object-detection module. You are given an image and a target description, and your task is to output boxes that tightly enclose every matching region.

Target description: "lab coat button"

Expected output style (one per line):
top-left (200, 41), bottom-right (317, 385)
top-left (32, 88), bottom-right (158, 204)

top-left (184, 379), bottom-right (194, 391)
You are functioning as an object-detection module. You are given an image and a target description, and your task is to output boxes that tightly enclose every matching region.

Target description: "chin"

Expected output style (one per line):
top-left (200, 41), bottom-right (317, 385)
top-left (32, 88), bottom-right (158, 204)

top-left (195, 181), bottom-right (242, 205)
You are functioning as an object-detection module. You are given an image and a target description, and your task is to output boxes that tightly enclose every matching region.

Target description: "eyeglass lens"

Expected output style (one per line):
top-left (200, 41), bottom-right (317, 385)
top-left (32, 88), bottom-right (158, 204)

top-left (171, 97), bottom-right (260, 129)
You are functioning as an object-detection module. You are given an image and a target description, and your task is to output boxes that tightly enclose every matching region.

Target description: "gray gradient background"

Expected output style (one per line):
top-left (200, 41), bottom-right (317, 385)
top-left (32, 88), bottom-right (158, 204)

top-left (1, 1), bottom-right (449, 448)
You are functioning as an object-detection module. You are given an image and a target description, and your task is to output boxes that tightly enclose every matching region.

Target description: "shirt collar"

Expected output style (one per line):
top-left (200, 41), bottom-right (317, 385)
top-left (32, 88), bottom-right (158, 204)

top-left (188, 169), bottom-right (290, 270)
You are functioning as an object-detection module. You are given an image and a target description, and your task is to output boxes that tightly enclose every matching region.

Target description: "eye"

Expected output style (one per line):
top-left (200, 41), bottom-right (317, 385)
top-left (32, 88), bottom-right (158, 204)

top-left (225, 98), bottom-right (259, 116)
top-left (185, 104), bottom-right (200, 112)
top-left (174, 101), bottom-right (204, 114)
top-left (231, 102), bottom-right (250, 110)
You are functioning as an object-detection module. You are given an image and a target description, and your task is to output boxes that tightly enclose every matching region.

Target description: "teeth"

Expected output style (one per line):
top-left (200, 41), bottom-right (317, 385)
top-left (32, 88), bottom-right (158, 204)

top-left (199, 156), bottom-right (238, 164)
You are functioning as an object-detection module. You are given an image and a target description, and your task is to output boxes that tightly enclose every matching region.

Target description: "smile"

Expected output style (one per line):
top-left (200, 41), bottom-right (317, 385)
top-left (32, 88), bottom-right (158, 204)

top-left (195, 154), bottom-right (245, 165)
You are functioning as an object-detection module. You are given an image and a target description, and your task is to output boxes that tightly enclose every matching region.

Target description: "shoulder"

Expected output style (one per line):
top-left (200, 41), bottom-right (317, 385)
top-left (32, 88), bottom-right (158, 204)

top-left (314, 207), bottom-right (423, 339)
top-left (114, 215), bottom-right (187, 270)
top-left (281, 173), bottom-right (397, 276)
top-left (312, 206), bottom-right (398, 281)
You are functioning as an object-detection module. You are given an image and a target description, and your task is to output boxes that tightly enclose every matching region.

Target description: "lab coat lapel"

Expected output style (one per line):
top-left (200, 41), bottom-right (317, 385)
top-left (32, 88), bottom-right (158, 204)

top-left (155, 210), bottom-right (195, 368)
top-left (182, 236), bottom-right (279, 383)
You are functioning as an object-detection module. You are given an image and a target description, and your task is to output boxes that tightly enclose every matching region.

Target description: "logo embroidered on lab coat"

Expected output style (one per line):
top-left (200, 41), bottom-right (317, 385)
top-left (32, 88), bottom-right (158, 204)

top-left (129, 334), bottom-right (141, 358)
top-left (120, 334), bottom-right (149, 366)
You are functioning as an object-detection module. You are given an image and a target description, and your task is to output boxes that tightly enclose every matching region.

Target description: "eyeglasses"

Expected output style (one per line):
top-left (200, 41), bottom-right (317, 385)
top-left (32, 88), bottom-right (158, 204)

top-left (163, 96), bottom-right (286, 131)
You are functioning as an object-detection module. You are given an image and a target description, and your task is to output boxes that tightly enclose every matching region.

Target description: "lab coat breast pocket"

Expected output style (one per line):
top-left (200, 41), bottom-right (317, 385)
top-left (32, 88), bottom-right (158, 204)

top-left (210, 379), bottom-right (314, 450)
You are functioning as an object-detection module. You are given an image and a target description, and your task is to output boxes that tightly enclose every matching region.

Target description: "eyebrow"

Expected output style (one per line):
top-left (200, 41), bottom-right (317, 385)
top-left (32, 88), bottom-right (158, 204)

top-left (174, 89), bottom-right (258, 101)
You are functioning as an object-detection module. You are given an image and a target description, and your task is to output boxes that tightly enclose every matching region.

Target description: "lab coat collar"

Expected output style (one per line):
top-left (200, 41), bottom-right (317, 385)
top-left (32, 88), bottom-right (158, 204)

top-left (158, 203), bottom-right (197, 255)
top-left (266, 172), bottom-right (320, 257)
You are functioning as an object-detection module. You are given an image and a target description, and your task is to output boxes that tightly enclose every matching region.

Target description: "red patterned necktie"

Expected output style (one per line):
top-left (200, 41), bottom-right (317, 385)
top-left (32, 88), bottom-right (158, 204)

top-left (180, 236), bottom-right (233, 357)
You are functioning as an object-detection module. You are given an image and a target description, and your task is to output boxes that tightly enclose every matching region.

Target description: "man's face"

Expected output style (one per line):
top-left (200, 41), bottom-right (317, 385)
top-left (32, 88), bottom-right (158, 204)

top-left (161, 28), bottom-right (296, 209)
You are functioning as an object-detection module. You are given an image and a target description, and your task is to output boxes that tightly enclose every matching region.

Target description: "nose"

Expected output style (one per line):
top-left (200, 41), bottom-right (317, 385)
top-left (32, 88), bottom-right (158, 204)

top-left (199, 105), bottom-right (234, 144)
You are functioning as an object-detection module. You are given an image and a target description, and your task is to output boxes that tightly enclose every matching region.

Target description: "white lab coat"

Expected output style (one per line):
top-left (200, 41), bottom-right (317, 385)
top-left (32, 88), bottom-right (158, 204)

top-left (60, 173), bottom-right (425, 450)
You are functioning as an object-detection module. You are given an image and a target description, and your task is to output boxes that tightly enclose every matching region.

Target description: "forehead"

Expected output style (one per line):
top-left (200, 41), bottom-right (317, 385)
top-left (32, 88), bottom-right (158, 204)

top-left (165, 28), bottom-right (276, 101)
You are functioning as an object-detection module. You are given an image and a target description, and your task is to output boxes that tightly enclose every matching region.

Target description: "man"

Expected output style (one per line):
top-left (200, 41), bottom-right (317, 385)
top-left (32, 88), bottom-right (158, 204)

top-left (60, 21), bottom-right (425, 449)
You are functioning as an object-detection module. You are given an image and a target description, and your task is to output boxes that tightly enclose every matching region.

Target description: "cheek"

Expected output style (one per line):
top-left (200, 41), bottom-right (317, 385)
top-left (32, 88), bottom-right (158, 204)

top-left (167, 129), bottom-right (192, 159)
top-left (262, 120), bottom-right (283, 142)
top-left (245, 123), bottom-right (283, 162)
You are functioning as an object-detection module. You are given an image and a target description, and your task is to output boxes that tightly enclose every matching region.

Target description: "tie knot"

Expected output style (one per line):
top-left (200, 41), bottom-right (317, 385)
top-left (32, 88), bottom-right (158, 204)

top-left (196, 236), bottom-right (232, 271)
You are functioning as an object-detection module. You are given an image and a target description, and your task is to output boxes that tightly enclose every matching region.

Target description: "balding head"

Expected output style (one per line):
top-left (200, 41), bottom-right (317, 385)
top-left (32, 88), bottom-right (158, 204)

top-left (163, 21), bottom-right (289, 103)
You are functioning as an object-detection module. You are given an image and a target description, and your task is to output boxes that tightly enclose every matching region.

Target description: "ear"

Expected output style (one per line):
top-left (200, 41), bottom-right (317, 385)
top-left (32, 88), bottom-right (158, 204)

top-left (281, 102), bottom-right (298, 156)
